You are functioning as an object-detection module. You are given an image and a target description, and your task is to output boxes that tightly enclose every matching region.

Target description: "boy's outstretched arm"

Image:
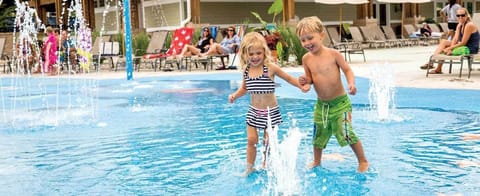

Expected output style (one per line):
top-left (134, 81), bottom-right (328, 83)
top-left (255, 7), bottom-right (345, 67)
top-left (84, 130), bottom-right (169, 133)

top-left (229, 79), bottom-right (247, 103)
top-left (335, 51), bottom-right (356, 95)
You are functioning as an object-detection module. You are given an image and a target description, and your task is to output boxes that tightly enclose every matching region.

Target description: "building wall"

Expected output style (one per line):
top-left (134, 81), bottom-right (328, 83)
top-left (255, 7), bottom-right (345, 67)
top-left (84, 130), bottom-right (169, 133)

top-left (94, 10), bottom-right (120, 34)
top-left (144, 3), bottom-right (180, 29)
top-left (197, 2), bottom-right (357, 26)
top-left (294, 3), bottom-right (357, 25)
top-left (91, 1), bottom-right (438, 33)
top-left (200, 2), bottom-right (271, 25)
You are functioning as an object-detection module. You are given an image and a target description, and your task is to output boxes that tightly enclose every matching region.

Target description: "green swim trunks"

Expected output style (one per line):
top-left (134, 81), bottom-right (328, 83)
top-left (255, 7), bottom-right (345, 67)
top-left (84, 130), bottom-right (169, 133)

top-left (312, 94), bottom-right (359, 149)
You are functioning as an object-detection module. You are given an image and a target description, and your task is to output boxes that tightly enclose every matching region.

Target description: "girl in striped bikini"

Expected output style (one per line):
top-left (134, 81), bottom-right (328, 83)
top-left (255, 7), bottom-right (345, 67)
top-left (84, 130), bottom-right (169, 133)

top-left (228, 32), bottom-right (303, 176)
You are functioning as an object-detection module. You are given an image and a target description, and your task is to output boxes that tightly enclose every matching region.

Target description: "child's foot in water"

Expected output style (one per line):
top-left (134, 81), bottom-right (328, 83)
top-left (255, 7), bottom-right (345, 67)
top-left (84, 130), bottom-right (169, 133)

top-left (307, 161), bottom-right (320, 169)
top-left (357, 161), bottom-right (369, 172)
top-left (242, 165), bottom-right (255, 177)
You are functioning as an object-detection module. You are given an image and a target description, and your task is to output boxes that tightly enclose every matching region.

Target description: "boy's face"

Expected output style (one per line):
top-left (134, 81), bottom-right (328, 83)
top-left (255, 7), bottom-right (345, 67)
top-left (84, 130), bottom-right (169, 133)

top-left (247, 46), bottom-right (265, 67)
top-left (299, 31), bottom-right (324, 53)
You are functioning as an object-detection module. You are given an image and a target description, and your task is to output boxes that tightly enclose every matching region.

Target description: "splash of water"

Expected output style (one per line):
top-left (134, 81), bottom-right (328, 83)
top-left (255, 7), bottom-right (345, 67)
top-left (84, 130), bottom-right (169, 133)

top-left (264, 111), bottom-right (304, 195)
top-left (12, 0), bottom-right (43, 75)
top-left (368, 63), bottom-right (396, 121)
top-left (2, 0), bottom-right (99, 129)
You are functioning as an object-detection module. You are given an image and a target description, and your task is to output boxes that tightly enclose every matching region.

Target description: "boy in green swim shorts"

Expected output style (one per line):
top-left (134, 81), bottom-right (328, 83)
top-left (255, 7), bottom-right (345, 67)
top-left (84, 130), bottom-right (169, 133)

top-left (296, 16), bottom-right (369, 172)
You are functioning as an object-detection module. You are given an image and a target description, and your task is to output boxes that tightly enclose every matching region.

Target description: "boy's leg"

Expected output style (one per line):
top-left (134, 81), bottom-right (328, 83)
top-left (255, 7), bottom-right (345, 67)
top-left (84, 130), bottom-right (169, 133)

top-left (350, 140), bottom-right (369, 172)
top-left (308, 147), bottom-right (323, 169)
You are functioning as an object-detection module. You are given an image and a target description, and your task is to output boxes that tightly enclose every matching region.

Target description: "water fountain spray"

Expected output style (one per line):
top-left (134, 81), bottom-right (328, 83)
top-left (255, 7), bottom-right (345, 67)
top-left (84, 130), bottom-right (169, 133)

top-left (368, 62), bottom-right (396, 121)
top-left (264, 110), bottom-right (303, 195)
top-left (12, 0), bottom-right (44, 75)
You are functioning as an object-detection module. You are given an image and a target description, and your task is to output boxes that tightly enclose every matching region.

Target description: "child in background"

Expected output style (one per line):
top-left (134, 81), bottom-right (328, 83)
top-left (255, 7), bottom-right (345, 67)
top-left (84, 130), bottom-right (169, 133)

top-left (228, 32), bottom-right (302, 176)
top-left (41, 26), bottom-right (58, 75)
top-left (296, 16), bottom-right (369, 172)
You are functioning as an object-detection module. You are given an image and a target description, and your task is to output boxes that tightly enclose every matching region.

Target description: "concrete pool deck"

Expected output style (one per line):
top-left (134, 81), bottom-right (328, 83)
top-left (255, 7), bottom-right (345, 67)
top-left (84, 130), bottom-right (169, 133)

top-left (4, 45), bottom-right (480, 90)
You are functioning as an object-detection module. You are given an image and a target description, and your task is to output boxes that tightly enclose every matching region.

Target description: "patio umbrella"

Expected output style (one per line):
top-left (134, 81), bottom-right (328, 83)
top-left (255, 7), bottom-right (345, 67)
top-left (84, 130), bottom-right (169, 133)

top-left (377, 0), bottom-right (432, 37)
top-left (314, 0), bottom-right (369, 40)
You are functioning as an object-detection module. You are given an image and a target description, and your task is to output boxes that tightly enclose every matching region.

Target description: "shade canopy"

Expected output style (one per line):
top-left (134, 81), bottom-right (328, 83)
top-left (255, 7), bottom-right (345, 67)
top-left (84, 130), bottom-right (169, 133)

top-left (314, 0), bottom-right (368, 4)
top-left (376, 0), bottom-right (431, 3)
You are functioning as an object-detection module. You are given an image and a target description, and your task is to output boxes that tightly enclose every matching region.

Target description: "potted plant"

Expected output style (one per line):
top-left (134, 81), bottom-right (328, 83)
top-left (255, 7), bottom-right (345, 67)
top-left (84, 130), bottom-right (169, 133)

top-left (250, 0), bottom-right (286, 63)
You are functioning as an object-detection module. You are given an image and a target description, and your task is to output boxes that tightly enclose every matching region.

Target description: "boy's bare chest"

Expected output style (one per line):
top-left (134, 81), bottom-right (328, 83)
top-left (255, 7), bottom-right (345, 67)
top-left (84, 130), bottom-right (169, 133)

top-left (308, 58), bottom-right (337, 74)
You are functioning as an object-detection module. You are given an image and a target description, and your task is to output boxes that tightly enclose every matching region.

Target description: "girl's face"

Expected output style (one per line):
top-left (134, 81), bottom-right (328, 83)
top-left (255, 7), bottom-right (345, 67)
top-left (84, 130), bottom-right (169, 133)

top-left (299, 31), bottom-right (324, 53)
top-left (247, 46), bottom-right (265, 67)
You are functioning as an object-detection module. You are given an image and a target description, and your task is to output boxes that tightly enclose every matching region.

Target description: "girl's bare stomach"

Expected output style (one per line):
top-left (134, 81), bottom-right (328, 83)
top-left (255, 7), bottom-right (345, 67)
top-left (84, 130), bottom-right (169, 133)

top-left (250, 93), bottom-right (278, 109)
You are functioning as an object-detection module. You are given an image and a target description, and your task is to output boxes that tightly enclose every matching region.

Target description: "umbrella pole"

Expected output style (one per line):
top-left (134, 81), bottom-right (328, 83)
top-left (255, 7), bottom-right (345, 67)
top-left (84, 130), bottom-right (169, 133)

top-left (340, 5), bottom-right (343, 41)
top-left (401, 3), bottom-right (405, 38)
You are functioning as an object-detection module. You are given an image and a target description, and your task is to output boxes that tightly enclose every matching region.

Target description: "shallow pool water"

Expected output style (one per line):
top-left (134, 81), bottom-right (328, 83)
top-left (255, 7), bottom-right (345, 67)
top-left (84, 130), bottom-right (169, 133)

top-left (0, 73), bottom-right (479, 195)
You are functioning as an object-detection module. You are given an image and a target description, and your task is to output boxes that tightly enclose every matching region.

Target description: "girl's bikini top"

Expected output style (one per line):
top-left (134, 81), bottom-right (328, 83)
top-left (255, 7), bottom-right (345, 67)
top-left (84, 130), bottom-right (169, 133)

top-left (244, 65), bottom-right (275, 94)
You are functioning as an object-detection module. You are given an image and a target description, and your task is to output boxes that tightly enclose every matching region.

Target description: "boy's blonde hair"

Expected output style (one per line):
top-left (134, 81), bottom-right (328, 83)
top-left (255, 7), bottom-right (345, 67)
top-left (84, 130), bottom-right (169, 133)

top-left (238, 32), bottom-right (273, 70)
top-left (296, 16), bottom-right (325, 36)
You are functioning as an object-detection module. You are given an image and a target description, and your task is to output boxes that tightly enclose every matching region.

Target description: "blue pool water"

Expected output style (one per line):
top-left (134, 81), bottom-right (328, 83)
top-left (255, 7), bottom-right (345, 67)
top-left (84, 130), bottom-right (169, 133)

top-left (0, 72), bottom-right (479, 195)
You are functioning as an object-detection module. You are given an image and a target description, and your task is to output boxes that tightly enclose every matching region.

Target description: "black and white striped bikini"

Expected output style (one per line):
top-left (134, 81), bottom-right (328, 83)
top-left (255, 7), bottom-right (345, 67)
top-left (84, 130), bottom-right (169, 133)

top-left (244, 65), bottom-right (282, 130)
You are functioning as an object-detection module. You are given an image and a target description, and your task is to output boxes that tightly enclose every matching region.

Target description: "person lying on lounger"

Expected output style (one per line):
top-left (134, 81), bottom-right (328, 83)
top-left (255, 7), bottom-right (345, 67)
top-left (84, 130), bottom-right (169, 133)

top-left (200, 26), bottom-right (240, 57)
top-left (178, 27), bottom-right (213, 58)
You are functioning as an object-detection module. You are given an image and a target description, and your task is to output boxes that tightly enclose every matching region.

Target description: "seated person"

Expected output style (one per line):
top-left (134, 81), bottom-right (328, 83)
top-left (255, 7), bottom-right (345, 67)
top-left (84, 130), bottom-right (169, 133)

top-left (59, 30), bottom-right (78, 73)
top-left (178, 27), bottom-right (213, 58)
top-left (200, 26), bottom-right (240, 57)
top-left (420, 8), bottom-right (479, 74)
top-left (16, 39), bottom-right (38, 74)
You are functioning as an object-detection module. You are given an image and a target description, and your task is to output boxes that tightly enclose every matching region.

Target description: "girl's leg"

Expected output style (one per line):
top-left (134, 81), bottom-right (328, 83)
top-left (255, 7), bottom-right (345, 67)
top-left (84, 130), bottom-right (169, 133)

top-left (245, 125), bottom-right (258, 175)
top-left (262, 129), bottom-right (269, 168)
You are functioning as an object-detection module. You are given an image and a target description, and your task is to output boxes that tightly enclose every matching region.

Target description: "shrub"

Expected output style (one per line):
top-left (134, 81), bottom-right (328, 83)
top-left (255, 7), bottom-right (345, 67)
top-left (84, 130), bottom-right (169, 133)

top-left (133, 32), bottom-right (149, 56)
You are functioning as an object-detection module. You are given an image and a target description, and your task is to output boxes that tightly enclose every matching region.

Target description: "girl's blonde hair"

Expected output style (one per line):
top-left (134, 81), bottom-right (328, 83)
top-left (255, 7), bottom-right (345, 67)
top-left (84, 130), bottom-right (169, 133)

top-left (238, 32), bottom-right (273, 70)
top-left (296, 16), bottom-right (325, 36)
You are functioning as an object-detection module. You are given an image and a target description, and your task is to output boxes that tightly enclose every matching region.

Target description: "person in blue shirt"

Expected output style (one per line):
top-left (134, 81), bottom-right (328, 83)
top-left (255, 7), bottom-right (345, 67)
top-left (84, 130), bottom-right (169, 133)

top-left (201, 26), bottom-right (240, 56)
top-left (59, 30), bottom-right (77, 73)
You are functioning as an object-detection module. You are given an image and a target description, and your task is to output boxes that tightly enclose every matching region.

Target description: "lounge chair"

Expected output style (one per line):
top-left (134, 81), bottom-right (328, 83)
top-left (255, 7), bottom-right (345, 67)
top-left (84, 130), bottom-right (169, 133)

top-left (358, 26), bottom-right (386, 48)
top-left (349, 26), bottom-right (383, 49)
top-left (0, 37), bottom-right (10, 73)
top-left (427, 54), bottom-right (469, 78)
top-left (381, 25), bottom-right (412, 47)
top-left (146, 27), bottom-right (194, 71)
top-left (404, 24), bottom-right (433, 46)
top-left (326, 26), bottom-right (365, 62)
top-left (135, 30), bottom-right (169, 71)
top-left (92, 35), bottom-right (111, 71)
top-left (193, 25), bottom-right (246, 71)
top-left (464, 54), bottom-right (479, 78)
top-left (438, 23), bottom-right (450, 34)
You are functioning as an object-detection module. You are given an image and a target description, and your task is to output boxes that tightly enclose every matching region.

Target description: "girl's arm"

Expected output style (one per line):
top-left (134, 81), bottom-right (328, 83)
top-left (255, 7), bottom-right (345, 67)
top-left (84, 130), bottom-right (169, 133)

top-left (270, 63), bottom-right (301, 89)
top-left (229, 79), bottom-right (247, 103)
top-left (298, 54), bottom-right (313, 92)
top-left (335, 49), bottom-right (356, 95)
